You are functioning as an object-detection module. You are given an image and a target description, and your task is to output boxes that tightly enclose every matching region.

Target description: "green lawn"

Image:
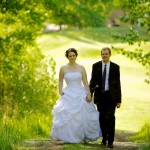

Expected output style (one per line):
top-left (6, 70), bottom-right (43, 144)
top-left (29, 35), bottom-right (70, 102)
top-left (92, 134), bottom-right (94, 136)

top-left (37, 27), bottom-right (150, 132)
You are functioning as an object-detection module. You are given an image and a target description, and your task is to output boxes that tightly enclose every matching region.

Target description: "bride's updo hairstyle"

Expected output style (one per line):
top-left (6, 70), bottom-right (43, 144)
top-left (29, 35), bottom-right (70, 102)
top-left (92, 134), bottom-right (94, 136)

top-left (65, 48), bottom-right (78, 58)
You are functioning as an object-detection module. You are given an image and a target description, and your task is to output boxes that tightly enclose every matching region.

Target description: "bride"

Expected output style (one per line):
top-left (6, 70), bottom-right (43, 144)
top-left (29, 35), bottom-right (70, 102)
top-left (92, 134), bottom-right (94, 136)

top-left (51, 48), bottom-right (101, 143)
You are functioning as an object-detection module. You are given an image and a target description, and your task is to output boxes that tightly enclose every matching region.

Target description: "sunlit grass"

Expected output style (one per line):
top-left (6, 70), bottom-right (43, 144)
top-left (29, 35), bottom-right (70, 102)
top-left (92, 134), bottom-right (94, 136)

top-left (130, 123), bottom-right (150, 150)
top-left (0, 113), bottom-right (53, 150)
top-left (37, 27), bottom-right (150, 133)
top-left (37, 26), bottom-right (150, 59)
top-left (24, 114), bottom-right (52, 138)
top-left (62, 137), bottom-right (105, 150)
top-left (0, 27), bottom-right (149, 149)
top-left (131, 123), bottom-right (150, 142)
top-left (0, 122), bottom-right (27, 150)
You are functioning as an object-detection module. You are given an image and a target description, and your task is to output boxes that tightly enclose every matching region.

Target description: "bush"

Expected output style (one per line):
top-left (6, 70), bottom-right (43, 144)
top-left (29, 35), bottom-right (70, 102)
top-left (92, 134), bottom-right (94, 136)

top-left (131, 122), bottom-right (150, 142)
top-left (0, 123), bottom-right (27, 150)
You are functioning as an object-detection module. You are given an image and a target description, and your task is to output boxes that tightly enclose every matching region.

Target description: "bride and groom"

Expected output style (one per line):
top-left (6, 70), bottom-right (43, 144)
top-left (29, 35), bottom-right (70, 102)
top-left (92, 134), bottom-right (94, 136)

top-left (51, 47), bottom-right (122, 148)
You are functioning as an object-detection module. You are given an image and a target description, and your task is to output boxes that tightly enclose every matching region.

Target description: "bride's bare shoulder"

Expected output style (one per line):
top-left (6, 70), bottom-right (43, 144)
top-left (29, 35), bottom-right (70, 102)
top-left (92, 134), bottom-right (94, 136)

top-left (77, 64), bottom-right (85, 71)
top-left (60, 65), bottom-right (68, 72)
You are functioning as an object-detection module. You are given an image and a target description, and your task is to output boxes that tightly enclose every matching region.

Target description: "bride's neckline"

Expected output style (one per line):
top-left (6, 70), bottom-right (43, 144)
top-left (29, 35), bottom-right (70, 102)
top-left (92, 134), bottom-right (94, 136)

top-left (65, 71), bottom-right (82, 75)
top-left (64, 64), bottom-right (82, 75)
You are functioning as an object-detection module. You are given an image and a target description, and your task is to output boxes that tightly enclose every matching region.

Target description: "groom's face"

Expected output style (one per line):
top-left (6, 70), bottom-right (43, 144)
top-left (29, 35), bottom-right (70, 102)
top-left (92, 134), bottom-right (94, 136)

top-left (101, 50), bottom-right (111, 63)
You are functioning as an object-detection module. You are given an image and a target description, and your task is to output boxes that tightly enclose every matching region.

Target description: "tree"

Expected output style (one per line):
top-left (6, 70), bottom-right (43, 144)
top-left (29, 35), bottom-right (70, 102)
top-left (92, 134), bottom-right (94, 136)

top-left (0, 0), bottom-right (58, 119)
top-left (44, 0), bottom-right (105, 28)
top-left (112, 0), bottom-right (150, 83)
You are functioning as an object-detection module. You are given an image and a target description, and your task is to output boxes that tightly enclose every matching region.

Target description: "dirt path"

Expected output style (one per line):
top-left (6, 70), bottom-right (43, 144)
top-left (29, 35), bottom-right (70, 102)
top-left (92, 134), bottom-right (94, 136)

top-left (17, 131), bottom-right (139, 150)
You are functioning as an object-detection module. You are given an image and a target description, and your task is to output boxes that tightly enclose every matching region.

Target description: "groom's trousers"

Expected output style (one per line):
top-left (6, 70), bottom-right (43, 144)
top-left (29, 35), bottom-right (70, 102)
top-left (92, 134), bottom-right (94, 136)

top-left (97, 90), bottom-right (116, 144)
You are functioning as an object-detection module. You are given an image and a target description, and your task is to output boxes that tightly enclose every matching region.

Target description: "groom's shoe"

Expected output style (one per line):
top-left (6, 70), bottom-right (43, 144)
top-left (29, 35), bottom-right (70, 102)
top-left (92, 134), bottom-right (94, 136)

top-left (101, 138), bottom-right (107, 146)
top-left (100, 141), bottom-right (106, 146)
top-left (108, 143), bottom-right (113, 148)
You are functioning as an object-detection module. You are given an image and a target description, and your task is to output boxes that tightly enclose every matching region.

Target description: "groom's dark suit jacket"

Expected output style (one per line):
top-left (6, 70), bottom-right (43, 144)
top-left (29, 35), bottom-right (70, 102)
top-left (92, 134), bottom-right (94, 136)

top-left (89, 61), bottom-right (121, 106)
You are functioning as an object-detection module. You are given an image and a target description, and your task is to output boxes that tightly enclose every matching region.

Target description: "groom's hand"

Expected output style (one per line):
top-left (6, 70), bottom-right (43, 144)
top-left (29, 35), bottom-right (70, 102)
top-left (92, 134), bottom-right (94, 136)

top-left (59, 92), bottom-right (64, 96)
top-left (116, 103), bottom-right (121, 108)
top-left (86, 96), bottom-right (92, 103)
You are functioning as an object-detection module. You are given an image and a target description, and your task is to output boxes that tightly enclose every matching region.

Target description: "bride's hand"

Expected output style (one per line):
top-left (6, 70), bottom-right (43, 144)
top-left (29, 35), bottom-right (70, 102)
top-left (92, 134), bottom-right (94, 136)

top-left (60, 92), bottom-right (64, 96)
top-left (86, 95), bottom-right (92, 103)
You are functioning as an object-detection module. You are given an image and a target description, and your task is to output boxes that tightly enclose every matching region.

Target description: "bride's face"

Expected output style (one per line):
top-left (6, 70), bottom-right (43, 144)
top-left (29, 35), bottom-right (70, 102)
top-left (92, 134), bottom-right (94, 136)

top-left (68, 52), bottom-right (77, 63)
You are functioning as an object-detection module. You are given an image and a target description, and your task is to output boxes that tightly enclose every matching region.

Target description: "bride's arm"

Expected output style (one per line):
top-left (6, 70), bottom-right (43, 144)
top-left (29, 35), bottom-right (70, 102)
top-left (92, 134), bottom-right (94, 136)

top-left (82, 66), bottom-right (92, 102)
top-left (58, 67), bottom-right (64, 95)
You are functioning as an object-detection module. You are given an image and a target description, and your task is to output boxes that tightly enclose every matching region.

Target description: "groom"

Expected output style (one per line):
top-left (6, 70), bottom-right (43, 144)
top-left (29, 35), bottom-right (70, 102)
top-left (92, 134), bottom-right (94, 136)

top-left (89, 47), bottom-right (122, 148)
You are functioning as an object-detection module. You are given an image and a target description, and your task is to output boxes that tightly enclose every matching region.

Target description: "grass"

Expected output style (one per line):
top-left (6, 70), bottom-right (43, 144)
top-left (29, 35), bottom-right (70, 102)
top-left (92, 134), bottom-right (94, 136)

top-left (1, 26), bottom-right (149, 150)
top-left (0, 113), bottom-right (53, 150)
top-left (62, 142), bottom-right (102, 150)
top-left (36, 26), bottom-right (150, 132)
top-left (131, 123), bottom-right (150, 150)
top-left (36, 26), bottom-right (150, 150)
top-left (131, 123), bottom-right (150, 142)
top-left (37, 26), bottom-right (150, 54)
top-left (0, 122), bottom-right (27, 150)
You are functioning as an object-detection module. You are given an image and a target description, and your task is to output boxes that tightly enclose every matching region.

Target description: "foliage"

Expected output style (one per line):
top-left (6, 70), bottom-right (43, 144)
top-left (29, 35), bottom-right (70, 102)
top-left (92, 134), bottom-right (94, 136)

top-left (131, 122), bottom-right (150, 150)
top-left (0, 2), bottom-right (58, 149)
top-left (0, 0), bottom-right (58, 120)
top-left (131, 122), bottom-right (150, 142)
top-left (0, 122), bottom-right (27, 150)
top-left (0, 113), bottom-right (53, 150)
top-left (139, 145), bottom-right (150, 150)
top-left (112, 0), bottom-right (150, 83)
top-left (43, 0), bottom-right (106, 28)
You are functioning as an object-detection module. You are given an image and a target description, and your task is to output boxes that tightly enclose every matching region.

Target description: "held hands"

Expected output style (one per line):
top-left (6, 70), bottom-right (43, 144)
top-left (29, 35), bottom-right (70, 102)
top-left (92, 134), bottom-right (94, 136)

top-left (116, 103), bottom-right (121, 108)
top-left (59, 91), bottom-right (64, 96)
top-left (86, 95), bottom-right (92, 103)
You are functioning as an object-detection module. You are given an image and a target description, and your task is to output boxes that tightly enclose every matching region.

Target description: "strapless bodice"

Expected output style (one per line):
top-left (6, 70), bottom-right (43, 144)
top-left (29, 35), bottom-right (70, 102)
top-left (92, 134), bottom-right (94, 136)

top-left (64, 72), bottom-right (83, 89)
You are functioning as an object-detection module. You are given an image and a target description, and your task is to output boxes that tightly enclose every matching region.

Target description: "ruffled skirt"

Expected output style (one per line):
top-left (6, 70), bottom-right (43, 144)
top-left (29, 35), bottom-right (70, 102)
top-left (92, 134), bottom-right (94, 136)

top-left (51, 87), bottom-right (101, 143)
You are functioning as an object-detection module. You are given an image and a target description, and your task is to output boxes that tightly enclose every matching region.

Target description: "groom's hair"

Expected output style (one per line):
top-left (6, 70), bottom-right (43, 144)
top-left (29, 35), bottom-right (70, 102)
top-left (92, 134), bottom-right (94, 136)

top-left (65, 48), bottom-right (78, 58)
top-left (101, 47), bottom-right (111, 55)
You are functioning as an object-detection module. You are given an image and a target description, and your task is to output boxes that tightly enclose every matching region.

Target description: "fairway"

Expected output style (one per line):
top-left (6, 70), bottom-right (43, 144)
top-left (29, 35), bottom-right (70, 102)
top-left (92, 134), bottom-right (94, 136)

top-left (37, 27), bottom-right (150, 132)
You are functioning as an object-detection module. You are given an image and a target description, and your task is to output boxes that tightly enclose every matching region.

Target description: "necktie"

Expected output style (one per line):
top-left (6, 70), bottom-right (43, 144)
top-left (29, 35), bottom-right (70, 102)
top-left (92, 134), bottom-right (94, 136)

top-left (102, 64), bottom-right (106, 92)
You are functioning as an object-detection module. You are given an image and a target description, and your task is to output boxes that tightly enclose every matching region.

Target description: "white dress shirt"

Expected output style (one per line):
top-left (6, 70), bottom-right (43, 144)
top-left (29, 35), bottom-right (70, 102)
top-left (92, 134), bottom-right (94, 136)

top-left (102, 61), bottom-right (110, 91)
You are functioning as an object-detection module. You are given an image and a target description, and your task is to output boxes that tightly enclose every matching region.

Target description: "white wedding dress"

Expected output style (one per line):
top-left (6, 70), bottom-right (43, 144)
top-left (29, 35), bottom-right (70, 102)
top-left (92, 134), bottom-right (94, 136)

top-left (51, 72), bottom-right (101, 143)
